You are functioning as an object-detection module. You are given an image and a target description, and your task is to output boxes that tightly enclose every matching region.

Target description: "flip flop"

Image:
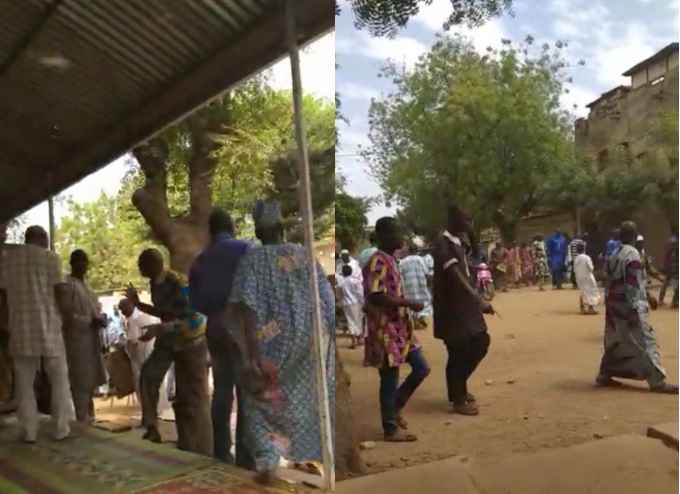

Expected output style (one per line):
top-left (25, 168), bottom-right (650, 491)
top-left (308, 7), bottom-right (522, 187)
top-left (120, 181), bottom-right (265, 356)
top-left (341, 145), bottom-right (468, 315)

top-left (650, 383), bottom-right (679, 394)
top-left (595, 376), bottom-right (622, 387)
top-left (384, 431), bottom-right (418, 442)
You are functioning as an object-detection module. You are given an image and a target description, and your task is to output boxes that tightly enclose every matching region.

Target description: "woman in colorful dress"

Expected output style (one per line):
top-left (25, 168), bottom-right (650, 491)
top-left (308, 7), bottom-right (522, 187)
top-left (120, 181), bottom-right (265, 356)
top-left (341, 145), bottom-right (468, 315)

top-left (520, 242), bottom-right (535, 286)
top-left (226, 200), bottom-right (335, 484)
top-left (532, 235), bottom-right (550, 291)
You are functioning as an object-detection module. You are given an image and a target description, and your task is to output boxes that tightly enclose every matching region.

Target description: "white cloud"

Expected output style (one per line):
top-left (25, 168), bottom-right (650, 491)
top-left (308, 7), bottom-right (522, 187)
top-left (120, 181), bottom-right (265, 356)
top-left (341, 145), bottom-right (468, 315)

top-left (560, 84), bottom-right (598, 118)
top-left (337, 30), bottom-right (428, 68)
top-left (337, 81), bottom-right (380, 101)
top-left (413, 0), bottom-right (452, 32)
top-left (591, 22), bottom-right (664, 88)
top-left (269, 32), bottom-right (335, 100)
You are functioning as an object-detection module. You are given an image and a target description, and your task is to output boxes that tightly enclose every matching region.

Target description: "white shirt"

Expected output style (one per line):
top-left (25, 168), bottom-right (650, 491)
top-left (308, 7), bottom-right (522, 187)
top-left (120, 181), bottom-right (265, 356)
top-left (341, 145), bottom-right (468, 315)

top-left (125, 308), bottom-right (159, 363)
top-left (337, 274), bottom-right (364, 307)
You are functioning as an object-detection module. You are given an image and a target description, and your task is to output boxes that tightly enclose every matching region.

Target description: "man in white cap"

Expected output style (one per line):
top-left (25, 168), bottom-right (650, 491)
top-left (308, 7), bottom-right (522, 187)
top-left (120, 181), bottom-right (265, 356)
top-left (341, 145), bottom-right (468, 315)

top-left (337, 249), bottom-right (362, 283)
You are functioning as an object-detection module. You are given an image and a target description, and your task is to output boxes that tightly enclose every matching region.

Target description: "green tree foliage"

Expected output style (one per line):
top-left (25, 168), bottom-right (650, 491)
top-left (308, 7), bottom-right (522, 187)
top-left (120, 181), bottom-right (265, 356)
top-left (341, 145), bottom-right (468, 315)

top-left (364, 35), bottom-right (575, 241)
top-left (55, 192), bottom-right (162, 292)
top-left (56, 83), bottom-right (335, 287)
top-left (335, 176), bottom-right (371, 252)
top-left (349, 0), bottom-right (513, 37)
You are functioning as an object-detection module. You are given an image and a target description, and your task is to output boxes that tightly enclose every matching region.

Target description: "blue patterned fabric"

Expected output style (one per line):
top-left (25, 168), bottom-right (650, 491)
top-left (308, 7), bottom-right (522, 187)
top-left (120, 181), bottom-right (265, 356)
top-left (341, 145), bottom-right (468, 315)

top-left (228, 243), bottom-right (335, 472)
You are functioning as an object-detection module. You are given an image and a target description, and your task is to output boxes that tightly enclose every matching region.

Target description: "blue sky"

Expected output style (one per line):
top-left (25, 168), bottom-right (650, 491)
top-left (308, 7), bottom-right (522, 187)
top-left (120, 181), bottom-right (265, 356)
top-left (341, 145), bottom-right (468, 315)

top-left (20, 32), bottom-right (335, 231)
top-left (337, 0), bottom-right (679, 223)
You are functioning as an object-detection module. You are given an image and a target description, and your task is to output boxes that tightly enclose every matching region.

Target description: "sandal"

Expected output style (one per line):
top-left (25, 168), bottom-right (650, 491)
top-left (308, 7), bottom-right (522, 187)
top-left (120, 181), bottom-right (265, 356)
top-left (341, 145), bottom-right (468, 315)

top-left (396, 415), bottom-right (408, 430)
top-left (650, 383), bottom-right (679, 394)
top-left (384, 430), bottom-right (418, 442)
top-left (451, 402), bottom-right (479, 416)
top-left (595, 375), bottom-right (622, 387)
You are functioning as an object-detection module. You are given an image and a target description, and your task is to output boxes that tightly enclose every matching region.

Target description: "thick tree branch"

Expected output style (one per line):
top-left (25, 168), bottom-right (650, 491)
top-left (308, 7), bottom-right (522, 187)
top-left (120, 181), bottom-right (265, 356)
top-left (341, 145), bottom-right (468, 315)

top-left (131, 138), bottom-right (172, 244)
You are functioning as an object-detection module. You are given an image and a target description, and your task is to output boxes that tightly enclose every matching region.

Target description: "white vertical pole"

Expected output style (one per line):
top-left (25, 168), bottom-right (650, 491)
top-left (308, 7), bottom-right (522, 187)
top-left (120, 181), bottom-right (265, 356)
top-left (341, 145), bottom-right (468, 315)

top-left (284, 1), bottom-right (335, 491)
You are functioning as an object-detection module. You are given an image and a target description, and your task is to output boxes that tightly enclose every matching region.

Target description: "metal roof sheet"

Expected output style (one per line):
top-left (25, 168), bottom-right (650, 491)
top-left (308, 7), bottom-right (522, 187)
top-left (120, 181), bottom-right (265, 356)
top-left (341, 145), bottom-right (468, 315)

top-left (0, 0), bottom-right (333, 222)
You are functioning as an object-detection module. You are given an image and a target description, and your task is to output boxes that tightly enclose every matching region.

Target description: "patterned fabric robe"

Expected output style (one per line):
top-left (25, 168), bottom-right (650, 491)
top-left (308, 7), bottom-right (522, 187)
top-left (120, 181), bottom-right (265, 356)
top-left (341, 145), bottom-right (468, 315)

top-left (532, 240), bottom-right (550, 279)
top-left (598, 245), bottom-right (666, 386)
top-left (227, 243), bottom-right (335, 473)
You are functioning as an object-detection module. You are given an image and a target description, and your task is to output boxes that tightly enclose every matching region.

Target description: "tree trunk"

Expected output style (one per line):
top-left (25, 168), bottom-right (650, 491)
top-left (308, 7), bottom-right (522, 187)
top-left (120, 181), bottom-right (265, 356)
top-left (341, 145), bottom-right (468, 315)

top-left (335, 349), bottom-right (367, 479)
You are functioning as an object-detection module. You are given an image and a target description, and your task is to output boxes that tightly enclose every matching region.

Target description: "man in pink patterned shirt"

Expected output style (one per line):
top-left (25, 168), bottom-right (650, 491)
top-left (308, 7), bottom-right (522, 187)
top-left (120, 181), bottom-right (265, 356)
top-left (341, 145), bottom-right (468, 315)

top-left (363, 217), bottom-right (430, 442)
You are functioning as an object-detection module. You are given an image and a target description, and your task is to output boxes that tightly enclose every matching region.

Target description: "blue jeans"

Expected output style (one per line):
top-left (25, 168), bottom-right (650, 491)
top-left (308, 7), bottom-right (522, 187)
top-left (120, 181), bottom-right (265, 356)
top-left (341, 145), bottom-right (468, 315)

top-left (378, 347), bottom-right (430, 435)
top-left (208, 340), bottom-right (253, 468)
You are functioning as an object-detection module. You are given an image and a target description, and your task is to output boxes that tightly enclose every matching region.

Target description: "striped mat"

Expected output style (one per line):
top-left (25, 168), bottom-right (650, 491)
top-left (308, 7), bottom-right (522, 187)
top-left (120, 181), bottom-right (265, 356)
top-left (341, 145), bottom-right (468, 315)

top-left (0, 423), bottom-right (306, 493)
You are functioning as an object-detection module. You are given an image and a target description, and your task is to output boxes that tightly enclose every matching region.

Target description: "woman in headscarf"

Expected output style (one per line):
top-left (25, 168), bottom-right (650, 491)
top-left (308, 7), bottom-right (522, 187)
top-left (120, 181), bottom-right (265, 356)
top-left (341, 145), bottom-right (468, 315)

top-left (58, 249), bottom-right (107, 423)
top-left (226, 199), bottom-right (335, 484)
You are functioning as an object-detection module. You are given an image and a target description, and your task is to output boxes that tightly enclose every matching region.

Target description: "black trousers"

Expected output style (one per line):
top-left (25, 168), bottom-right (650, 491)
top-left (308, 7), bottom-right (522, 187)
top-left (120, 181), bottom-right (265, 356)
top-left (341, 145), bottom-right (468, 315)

top-left (445, 332), bottom-right (490, 405)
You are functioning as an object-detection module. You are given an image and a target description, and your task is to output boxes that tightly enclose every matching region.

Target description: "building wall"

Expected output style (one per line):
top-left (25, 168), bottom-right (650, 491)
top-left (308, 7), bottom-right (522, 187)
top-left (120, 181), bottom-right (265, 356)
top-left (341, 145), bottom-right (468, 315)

top-left (545, 49), bottom-right (678, 263)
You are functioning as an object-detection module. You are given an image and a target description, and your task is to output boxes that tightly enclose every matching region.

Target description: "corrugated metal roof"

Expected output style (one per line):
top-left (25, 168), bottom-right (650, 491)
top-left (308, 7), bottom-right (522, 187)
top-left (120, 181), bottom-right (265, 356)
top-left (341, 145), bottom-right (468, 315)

top-left (0, 0), bottom-right (333, 222)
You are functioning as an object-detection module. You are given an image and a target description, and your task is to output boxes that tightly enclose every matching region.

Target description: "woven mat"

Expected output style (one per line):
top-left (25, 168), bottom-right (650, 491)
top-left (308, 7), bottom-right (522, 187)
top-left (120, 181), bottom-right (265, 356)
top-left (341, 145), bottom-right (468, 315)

top-left (0, 423), bottom-right (312, 493)
top-left (0, 424), bottom-right (213, 493)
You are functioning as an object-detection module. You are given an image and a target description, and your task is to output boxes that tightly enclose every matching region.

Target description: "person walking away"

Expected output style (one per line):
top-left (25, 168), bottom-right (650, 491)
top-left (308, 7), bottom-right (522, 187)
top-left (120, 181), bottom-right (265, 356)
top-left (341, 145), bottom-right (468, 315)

top-left (337, 265), bottom-right (364, 349)
top-left (520, 242), bottom-right (535, 286)
top-left (532, 235), bottom-right (550, 291)
top-left (433, 206), bottom-right (494, 416)
top-left (546, 230), bottom-right (568, 289)
top-left (658, 232), bottom-right (678, 308)
top-left (364, 217), bottom-right (430, 442)
top-left (126, 249), bottom-right (212, 456)
top-left (225, 200), bottom-right (335, 484)
top-left (188, 208), bottom-right (252, 466)
top-left (596, 221), bottom-right (678, 394)
top-left (358, 233), bottom-right (378, 270)
top-left (566, 236), bottom-right (586, 289)
top-left (0, 226), bottom-right (71, 442)
top-left (57, 250), bottom-right (107, 423)
top-left (399, 244), bottom-right (433, 330)
top-left (489, 242), bottom-right (508, 292)
top-left (118, 298), bottom-right (158, 407)
top-left (574, 244), bottom-right (600, 314)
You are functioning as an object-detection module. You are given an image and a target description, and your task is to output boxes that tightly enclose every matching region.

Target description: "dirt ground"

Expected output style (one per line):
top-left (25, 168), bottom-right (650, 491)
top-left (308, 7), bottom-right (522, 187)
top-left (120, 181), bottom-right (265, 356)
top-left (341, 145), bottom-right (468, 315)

top-left (339, 286), bottom-right (679, 475)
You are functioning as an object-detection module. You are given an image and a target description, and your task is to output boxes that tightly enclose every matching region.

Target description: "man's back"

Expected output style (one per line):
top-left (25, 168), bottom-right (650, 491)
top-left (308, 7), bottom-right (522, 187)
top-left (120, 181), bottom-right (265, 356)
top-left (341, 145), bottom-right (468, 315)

top-left (400, 255), bottom-right (429, 303)
top-left (0, 244), bottom-right (64, 357)
top-left (189, 234), bottom-right (250, 316)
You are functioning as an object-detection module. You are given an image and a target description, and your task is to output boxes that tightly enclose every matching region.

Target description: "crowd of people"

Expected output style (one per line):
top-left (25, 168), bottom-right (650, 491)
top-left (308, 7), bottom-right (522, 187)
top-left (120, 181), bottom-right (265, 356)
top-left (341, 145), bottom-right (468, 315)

top-left (335, 210), bottom-right (678, 443)
top-left (0, 199), bottom-right (335, 485)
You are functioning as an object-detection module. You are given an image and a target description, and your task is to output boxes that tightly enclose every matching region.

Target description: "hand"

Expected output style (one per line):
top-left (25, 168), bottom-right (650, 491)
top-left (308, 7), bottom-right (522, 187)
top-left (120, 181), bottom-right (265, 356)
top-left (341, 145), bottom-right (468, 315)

top-left (139, 324), bottom-right (164, 342)
top-left (125, 285), bottom-right (140, 305)
top-left (91, 316), bottom-right (107, 330)
top-left (480, 301), bottom-right (495, 315)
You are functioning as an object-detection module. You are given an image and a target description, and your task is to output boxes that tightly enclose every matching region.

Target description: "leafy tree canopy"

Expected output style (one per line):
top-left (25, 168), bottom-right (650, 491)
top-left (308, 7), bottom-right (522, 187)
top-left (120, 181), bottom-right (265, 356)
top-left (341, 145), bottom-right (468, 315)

top-left (364, 34), bottom-right (576, 241)
top-left (349, 0), bottom-right (513, 37)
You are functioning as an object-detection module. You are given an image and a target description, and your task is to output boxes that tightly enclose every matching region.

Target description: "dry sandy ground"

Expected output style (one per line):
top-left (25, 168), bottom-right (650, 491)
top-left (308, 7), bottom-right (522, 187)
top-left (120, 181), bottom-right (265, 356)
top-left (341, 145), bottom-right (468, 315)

top-left (339, 287), bottom-right (679, 474)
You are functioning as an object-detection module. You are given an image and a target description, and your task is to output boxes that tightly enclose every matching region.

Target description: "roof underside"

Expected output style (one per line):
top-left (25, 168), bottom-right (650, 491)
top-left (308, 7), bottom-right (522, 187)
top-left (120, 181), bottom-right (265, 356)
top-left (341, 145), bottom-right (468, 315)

top-left (0, 0), bottom-right (333, 222)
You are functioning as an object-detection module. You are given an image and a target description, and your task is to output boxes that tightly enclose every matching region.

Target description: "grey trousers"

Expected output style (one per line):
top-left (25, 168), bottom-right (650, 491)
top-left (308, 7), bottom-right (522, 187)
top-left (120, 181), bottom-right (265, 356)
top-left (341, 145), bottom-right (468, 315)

top-left (140, 336), bottom-right (213, 456)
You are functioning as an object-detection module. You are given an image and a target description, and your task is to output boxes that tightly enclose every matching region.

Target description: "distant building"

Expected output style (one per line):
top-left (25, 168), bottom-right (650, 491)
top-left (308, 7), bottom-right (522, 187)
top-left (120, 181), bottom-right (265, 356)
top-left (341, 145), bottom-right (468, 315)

top-left (517, 43), bottom-right (679, 263)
